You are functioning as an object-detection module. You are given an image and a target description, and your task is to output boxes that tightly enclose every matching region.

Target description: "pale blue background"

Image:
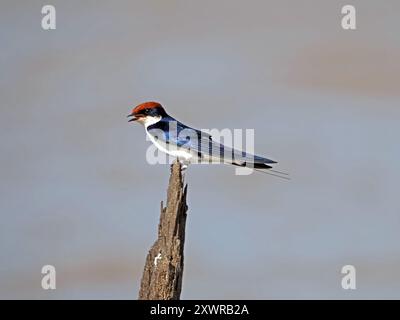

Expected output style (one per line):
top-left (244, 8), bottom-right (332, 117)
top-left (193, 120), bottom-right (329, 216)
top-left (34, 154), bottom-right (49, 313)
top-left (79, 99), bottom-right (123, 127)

top-left (0, 0), bottom-right (399, 299)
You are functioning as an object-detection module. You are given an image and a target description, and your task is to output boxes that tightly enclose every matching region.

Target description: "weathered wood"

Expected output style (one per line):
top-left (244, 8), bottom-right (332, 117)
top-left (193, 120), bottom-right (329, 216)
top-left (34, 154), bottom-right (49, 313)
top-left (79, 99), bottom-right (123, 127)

top-left (138, 161), bottom-right (188, 300)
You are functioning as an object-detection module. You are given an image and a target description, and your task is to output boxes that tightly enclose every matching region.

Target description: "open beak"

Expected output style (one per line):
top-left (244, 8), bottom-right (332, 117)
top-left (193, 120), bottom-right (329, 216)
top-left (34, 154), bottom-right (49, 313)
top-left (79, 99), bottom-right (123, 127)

top-left (127, 113), bottom-right (137, 122)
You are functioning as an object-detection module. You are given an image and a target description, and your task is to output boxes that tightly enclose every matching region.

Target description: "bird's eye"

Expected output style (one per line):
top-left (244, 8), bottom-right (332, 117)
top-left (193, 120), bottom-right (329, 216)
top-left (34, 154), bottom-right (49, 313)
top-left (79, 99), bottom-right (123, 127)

top-left (144, 109), bottom-right (150, 114)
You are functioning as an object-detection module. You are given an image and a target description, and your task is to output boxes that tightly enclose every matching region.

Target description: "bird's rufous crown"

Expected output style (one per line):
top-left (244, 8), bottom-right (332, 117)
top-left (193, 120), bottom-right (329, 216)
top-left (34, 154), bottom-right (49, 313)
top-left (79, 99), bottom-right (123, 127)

top-left (131, 101), bottom-right (163, 115)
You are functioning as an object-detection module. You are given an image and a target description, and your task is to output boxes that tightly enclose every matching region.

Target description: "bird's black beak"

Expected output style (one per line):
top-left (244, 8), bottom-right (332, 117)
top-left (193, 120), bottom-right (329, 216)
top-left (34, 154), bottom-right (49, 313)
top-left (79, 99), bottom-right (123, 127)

top-left (127, 114), bottom-right (137, 122)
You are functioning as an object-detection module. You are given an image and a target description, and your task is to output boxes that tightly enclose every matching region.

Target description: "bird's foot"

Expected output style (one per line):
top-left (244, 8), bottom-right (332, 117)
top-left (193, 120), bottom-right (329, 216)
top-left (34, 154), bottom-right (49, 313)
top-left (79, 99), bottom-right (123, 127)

top-left (177, 158), bottom-right (189, 175)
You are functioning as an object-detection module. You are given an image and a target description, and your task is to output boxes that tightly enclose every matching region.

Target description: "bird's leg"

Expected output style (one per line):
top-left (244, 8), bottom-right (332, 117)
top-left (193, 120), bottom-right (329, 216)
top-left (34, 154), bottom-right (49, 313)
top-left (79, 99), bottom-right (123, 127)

top-left (177, 157), bottom-right (189, 174)
top-left (181, 163), bottom-right (188, 172)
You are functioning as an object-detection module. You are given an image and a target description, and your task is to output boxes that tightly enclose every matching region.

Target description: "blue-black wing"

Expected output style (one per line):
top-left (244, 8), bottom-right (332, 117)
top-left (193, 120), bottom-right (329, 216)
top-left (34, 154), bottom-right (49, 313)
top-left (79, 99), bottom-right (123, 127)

top-left (147, 117), bottom-right (277, 168)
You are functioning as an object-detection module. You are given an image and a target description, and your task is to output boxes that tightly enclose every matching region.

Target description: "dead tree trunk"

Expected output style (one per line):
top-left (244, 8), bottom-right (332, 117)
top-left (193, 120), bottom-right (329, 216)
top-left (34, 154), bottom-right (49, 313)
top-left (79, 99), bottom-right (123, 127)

top-left (138, 161), bottom-right (188, 300)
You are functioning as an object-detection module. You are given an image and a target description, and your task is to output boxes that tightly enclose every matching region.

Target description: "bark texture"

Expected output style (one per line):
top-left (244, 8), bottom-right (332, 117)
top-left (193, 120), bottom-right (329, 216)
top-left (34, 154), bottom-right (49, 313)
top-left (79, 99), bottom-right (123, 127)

top-left (138, 161), bottom-right (188, 300)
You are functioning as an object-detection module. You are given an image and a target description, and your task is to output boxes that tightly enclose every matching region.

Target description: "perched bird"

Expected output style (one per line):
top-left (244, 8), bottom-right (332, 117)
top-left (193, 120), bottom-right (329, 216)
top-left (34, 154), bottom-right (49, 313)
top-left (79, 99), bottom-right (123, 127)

top-left (128, 101), bottom-right (288, 178)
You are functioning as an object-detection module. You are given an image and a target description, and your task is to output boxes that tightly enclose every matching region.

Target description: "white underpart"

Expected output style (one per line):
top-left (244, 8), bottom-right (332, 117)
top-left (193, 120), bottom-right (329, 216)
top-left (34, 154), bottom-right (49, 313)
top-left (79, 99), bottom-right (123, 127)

top-left (143, 116), bottom-right (194, 161)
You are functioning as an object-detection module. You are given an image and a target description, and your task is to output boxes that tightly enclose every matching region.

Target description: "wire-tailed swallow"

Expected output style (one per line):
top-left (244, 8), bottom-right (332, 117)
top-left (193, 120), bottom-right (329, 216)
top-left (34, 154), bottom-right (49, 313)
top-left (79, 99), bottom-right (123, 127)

top-left (128, 101), bottom-right (287, 178)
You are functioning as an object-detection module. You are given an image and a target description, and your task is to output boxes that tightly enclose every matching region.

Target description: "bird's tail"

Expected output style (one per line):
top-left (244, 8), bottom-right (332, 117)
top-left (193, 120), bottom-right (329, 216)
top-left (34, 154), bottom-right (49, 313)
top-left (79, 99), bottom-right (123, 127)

top-left (231, 155), bottom-right (290, 180)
